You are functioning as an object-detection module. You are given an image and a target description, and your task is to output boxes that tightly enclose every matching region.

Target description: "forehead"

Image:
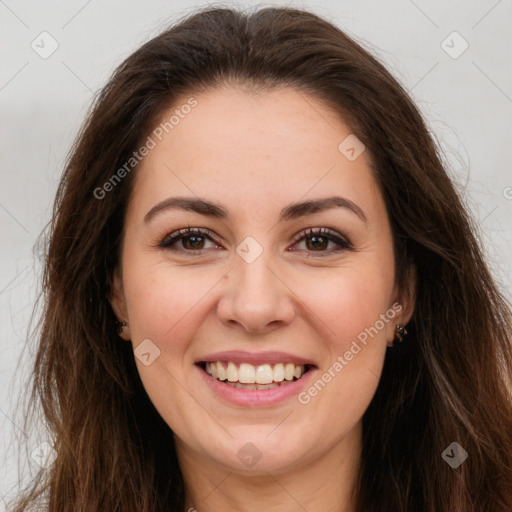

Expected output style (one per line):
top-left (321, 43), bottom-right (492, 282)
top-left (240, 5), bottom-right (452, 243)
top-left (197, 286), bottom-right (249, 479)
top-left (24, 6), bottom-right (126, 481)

top-left (128, 86), bottom-right (384, 226)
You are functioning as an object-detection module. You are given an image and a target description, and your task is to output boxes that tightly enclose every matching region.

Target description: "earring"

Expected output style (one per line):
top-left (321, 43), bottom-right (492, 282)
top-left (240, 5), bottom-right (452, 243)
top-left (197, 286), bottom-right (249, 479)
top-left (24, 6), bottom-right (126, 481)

top-left (117, 321), bottom-right (128, 334)
top-left (389, 324), bottom-right (407, 347)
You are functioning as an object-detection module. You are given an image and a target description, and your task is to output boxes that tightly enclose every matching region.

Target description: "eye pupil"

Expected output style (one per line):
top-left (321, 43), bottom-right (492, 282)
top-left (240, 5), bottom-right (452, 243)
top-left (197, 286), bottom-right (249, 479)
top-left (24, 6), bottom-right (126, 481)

top-left (306, 235), bottom-right (328, 250)
top-left (183, 235), bottom-right (204, 250)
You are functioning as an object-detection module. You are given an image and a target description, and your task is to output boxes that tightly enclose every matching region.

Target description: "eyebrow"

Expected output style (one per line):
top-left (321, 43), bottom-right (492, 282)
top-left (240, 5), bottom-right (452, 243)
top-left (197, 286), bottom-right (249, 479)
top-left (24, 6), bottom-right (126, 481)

top-left (144, 195), bottom-right (368, 224)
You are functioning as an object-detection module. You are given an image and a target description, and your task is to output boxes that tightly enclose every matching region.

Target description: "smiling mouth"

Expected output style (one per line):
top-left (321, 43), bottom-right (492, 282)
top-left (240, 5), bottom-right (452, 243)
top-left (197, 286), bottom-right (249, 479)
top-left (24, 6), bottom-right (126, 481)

top-left (198, 361), bottom-right (313, 390)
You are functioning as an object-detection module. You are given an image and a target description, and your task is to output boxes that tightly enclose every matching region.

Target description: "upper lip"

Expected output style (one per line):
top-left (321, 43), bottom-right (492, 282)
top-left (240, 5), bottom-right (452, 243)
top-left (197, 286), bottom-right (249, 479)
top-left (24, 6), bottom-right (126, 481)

top-left (195, 350), bottom-right (318, 367)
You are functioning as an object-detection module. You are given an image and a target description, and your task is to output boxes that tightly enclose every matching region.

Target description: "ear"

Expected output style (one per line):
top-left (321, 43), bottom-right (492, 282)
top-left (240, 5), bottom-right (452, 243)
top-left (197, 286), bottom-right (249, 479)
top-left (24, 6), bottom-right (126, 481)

top-left (392, 262), bottom-right (416, 327)
top-left (109, 267), bottom-right (131, 341)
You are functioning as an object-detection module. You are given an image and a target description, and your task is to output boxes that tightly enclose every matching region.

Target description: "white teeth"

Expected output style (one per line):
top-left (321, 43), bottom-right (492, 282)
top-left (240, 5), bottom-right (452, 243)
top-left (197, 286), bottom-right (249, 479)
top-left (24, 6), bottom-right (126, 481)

top-left (255, 364), bottom-right (273, 384)
top-left (239, 363), bottom-right (256, 384)
top-left (273, 363), bottom-right (285, 382)
top-left (226, 362), bottom-right (238, 382)
top-left (216, 361), bottom-right (226, 381)
top-left (205, 361), bottom-right (307, 385)
top-left (284, 363), bottom-right (295, 381)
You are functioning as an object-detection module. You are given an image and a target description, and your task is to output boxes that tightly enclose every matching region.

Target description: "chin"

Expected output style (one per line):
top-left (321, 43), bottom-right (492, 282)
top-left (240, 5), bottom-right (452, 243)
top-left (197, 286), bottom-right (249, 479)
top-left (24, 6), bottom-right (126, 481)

top-left (201, 430), bottom-right (310, 475)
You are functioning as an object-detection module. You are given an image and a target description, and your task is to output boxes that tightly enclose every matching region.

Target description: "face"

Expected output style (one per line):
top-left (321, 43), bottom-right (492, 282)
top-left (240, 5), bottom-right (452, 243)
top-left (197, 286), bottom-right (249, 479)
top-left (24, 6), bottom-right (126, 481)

top-left (111, 85), bottom-right (414, 476)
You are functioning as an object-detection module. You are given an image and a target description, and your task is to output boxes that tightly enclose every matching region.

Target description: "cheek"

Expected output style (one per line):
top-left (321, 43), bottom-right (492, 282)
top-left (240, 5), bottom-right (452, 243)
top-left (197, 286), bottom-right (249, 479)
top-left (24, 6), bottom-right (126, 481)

top-left (123, 258), bottom-right (217, 343)
top-left (294, 257), bottom-right (395, 348)
top-left (122, 261), bottom-right (217, 426)
top-left (293, 266), bottom-right (393, 426)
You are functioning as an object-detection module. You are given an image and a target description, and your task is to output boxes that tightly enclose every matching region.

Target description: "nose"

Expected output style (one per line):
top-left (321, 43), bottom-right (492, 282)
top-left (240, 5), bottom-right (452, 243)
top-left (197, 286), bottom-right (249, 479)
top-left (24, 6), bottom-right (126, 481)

top-left (216, 250), bottom-right (297, 335)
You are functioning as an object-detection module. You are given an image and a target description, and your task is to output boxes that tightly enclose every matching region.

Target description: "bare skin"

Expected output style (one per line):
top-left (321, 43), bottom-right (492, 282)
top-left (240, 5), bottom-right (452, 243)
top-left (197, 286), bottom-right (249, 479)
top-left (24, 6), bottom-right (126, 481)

top-left (111, 85), bottom-right (415, 512)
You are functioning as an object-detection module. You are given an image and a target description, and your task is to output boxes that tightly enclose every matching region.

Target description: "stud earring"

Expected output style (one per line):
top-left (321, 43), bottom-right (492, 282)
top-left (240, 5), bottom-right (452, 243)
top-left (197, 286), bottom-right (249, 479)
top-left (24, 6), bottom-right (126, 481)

top-left (389, 324), bottom-right (407, 347)
top-left (117, 321), bottom-right (128, 334)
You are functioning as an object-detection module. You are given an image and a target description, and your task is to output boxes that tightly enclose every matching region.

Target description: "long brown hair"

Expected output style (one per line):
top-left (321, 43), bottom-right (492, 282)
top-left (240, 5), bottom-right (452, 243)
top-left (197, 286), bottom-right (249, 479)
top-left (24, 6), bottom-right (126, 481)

top-left (10, 6), bottom-right (512, 511)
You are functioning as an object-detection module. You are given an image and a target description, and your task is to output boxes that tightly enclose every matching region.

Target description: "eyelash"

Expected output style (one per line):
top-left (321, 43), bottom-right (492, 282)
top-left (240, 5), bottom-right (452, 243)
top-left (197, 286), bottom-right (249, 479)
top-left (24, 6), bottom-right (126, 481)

top-left (158, 226), bottom-right (353, 256)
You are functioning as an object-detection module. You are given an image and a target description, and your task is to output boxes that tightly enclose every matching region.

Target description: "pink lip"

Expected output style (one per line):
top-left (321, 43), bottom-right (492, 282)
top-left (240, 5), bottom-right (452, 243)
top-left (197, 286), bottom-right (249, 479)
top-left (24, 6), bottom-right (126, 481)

top-left (195, 350), bottom-right (317, 367)
top-left (195, 364), bottom-right (318, 407)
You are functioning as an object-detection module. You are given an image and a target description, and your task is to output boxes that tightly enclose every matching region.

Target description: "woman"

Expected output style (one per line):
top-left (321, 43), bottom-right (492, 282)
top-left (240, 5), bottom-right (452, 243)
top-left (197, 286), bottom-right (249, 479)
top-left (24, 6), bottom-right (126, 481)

top-left (11, 5), bottom-right (512, 512)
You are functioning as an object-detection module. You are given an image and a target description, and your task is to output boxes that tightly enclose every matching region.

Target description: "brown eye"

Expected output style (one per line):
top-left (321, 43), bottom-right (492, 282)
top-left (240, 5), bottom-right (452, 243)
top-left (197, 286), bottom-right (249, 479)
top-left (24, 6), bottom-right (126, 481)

top-left (292, 227), bottom-right (352, 255)
top-left (159, 227), bottom-right (220, 252)
top-left (304, 234), bottom-right (329, 251)
top-left (181, 234), bottom-right (206, 250)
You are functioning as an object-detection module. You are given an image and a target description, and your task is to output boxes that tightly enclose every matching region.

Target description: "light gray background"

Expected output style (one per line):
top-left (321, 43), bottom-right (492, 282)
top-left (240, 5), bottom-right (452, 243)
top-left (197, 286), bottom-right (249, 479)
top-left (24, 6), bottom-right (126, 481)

top-left (1, 0), bottom-right (511, 507)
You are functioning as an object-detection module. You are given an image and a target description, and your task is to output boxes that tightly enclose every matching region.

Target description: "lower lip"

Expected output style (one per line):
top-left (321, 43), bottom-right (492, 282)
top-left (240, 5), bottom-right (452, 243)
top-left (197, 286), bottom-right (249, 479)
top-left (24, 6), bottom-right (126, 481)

top-left (196, 364), bottom-right (317, 407)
